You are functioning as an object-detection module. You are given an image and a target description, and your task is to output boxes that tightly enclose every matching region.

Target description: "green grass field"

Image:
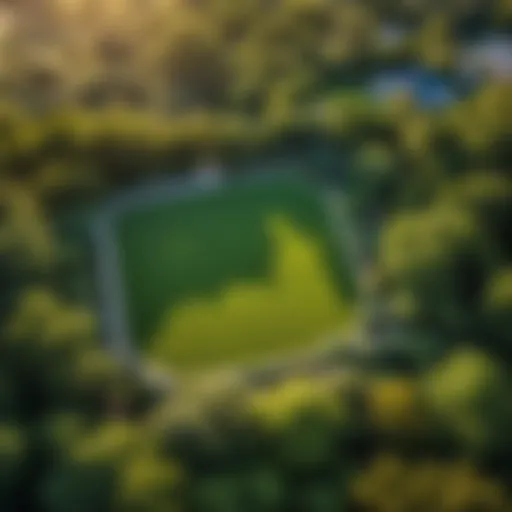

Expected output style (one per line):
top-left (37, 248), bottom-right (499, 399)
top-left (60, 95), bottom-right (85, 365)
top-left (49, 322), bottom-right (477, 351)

top-left (114, 176), bottom-right (357, 370)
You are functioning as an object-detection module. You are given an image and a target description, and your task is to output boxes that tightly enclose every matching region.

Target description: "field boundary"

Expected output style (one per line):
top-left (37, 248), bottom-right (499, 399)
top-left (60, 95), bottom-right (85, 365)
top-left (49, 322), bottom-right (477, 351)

top-left (91, 170), bottom-right (368, 391)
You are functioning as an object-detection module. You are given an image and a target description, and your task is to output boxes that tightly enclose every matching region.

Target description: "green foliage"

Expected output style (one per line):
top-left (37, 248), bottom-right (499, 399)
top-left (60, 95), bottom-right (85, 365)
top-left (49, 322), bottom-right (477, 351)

top-left (191, 475), bottom-right (240, 512)
top-left (0, 1), bottom-right (510, 510)
top-left (114, 451), bottom-right (181, 512)
top-left (484, 267), bottom-right (512, 341)
top-left (380, 200), bottom-right (487, 334)
top-left (249, 378), bottom-right (349, 473)
top-left (8, 287), bottom-right (95, 352)
top-left (381, 204), bottom-right (478, 285)
top-left (422, 347), bottom-right (512, 452)
top-left (0, 424), bottom-right (25, 505)
top-left (0, 182), bottom-right (55, 269)
top-left (42, 421), bottom-right (180, 512)
top-left (37, 412), bottom-right (86, 464)
top-left (351, 455), bottom-right (511, 512)
top-left (249, 378), bottom-right (344, 432)
top-left (414, 14), bottom-right (457, 70)
top-left (365, 377), bottom-right (421, 433)
top-left (238, 468), bottom-right (284, 512)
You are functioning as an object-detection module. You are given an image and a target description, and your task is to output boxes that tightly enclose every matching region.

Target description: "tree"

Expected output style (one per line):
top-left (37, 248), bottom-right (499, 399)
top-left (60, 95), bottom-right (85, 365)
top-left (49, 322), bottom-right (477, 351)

top-left (484, 267), bottom-right (512, 350)
top-left (379, 201), bottom-right (488, 336)
top-left (0, 424), bottom-right (25, 509)
top-left (421, 346), bottom-right (512, 453)
top-left (351, 455), bottom-right (510, 512)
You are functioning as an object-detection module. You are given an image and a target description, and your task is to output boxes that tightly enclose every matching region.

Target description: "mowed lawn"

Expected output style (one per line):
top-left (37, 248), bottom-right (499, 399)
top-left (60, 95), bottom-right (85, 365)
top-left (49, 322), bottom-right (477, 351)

top-left (115, 176), bottom-right (358, 370)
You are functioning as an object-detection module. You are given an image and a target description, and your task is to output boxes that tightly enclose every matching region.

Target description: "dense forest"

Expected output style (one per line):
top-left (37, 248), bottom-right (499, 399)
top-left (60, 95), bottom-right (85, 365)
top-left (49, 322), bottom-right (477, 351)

top-left (0, 0), bottom-right (511, 510)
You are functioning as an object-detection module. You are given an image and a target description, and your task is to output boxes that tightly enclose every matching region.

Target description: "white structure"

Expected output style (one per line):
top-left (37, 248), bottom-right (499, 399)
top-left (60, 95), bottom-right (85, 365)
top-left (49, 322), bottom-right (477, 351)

top-left (460, 36), bottom-right (512, 80)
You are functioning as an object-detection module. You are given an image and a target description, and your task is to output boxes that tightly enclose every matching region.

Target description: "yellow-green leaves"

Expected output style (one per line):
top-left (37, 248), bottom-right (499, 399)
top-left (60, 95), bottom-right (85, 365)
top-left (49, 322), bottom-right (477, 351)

top-left (352, 455), bottom-right (510, 512)
top-left (422, 347), bottom-right (510, 450)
